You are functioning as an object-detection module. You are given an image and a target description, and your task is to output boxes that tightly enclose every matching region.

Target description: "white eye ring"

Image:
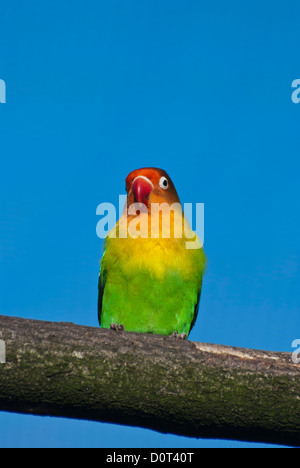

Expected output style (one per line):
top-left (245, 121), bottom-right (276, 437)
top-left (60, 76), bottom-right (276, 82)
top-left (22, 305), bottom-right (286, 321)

top-left (159, 176), bottom-right (169, 190)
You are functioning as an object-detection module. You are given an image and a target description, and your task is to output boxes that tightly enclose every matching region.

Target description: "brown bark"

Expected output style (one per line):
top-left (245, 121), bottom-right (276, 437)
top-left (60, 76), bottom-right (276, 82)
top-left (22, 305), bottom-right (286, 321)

top-left (0, 314), bottom-right (299, 446)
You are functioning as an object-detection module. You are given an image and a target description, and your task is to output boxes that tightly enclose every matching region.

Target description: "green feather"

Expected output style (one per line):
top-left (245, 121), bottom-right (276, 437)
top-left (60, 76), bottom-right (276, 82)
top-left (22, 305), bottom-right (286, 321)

top-left (98, 235), bottom-right (206, 337)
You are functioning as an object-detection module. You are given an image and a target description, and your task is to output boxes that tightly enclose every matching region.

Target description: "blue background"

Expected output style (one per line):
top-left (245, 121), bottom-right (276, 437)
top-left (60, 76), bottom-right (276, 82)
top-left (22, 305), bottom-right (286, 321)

top-left (1, 0), bottom-right (299, 448)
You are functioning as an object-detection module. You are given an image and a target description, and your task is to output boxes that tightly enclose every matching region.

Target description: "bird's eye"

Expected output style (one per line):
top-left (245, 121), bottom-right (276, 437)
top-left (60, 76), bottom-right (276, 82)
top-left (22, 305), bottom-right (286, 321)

top-left (159, 176), bottom-right (169, 190)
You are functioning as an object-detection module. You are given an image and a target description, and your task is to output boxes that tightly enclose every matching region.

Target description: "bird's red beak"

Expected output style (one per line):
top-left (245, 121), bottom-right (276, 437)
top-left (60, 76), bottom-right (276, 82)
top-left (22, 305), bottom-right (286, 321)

top-left (132, 176), bottom-right (153, 206)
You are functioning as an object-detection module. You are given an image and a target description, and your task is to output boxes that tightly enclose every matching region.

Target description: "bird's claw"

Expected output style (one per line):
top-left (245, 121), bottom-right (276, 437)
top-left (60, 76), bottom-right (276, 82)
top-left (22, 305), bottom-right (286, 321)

top-left (110, 323), bottom-right (125, 331)
top-left (170, 331), bottom-right (188, 340)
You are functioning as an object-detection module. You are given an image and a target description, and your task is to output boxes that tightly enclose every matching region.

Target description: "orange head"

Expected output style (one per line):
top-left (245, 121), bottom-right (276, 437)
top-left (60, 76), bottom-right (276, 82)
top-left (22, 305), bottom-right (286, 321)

top-left (125, 167), bottom-right (180, 210)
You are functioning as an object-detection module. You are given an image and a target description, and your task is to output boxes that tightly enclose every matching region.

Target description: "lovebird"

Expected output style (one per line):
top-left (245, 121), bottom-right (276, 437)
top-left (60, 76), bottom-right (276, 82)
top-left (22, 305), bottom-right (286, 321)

top-left (98, 167), bottom-right (206, 338)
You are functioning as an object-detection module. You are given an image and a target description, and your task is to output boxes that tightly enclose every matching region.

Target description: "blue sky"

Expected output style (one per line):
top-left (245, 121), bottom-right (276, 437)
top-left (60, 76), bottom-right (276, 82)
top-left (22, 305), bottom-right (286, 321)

top-left (0, 0), bottom-right (300, 448)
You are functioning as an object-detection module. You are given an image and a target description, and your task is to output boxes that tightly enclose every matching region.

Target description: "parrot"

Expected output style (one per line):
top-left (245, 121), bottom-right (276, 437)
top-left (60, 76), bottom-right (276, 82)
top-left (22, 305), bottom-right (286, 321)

top-left (98, 167), bottom-right (206, 338)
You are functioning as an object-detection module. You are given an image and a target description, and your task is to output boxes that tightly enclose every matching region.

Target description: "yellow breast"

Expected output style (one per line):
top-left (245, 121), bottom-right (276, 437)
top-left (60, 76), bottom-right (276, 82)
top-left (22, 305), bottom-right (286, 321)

top-left (106, 208), bottom-right (202, 279)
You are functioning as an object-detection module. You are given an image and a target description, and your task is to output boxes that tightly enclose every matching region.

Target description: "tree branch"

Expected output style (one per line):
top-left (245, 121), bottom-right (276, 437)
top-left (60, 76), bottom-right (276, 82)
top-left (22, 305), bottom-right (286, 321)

top-left (0, 314), bottom-right (299, 446)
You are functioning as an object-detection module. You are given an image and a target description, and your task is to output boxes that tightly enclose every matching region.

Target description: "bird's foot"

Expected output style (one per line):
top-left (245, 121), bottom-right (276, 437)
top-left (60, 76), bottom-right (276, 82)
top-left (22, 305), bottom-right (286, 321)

top-left (170, 331), bottom-right (188, 340)
top-left (110, 323), bottom-right (125, 331)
